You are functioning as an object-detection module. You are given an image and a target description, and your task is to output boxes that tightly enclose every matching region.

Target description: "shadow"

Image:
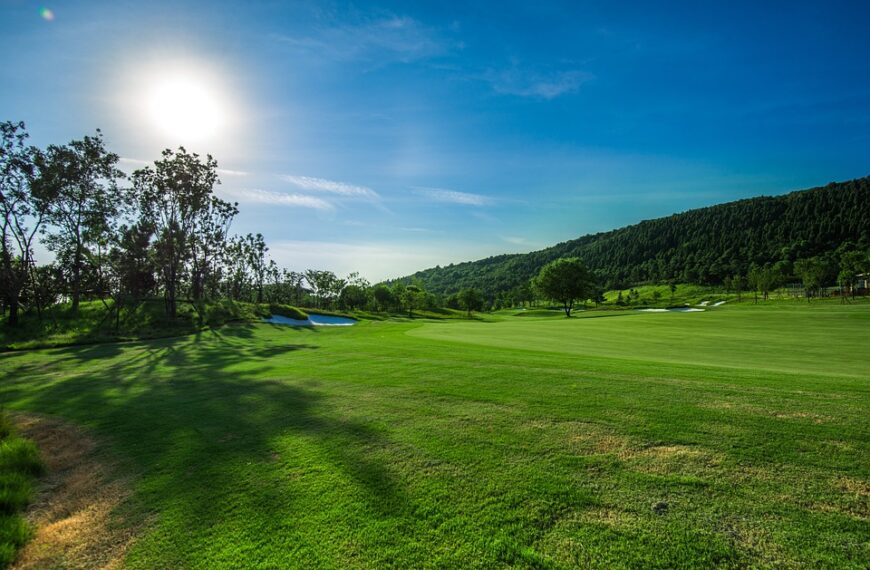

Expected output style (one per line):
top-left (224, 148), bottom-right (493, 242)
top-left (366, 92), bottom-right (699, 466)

top-left (0, 323), bottom-right (410, 566)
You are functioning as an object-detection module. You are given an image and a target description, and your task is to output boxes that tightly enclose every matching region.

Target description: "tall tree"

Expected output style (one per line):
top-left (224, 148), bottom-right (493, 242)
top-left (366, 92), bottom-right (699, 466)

top-left (284, 270), bottom-right (306, 306)
top-left (532, 257), bottom-right (596, 317)
top-left (400, 283), bottom-right (424, 318)
top-left (38, 131), bottom-right (125, 313)
top-left (457, 287), bottom-right (484, 317)
top-left (105, 222), bottom-right (157, 329)
top-left (0, 121), bottom-right (49, 326)
top-left (189, 197), bottom-right (237, 302)
top-left (245, 233), bottom-right (269, 304)
top-left (339, 272), bottom-right (370, 310)
top-left (132, 148), bottom-right (221, 319)
top-left (372, 283), bottom-right (394, 312)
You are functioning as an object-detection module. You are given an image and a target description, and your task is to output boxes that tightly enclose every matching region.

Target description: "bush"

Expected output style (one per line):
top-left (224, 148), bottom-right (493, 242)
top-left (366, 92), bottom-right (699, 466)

top-left (0, 514), bottom-right (31, 563)
top-left (0, 415), bottom-right (42, 568)
top-left (0, 474), bottom-right (33, 514)
top-left (0, 418), bottom-right (11, 442)
top-left (0, 439), bottom-right (43, 478)
top-left (268, 304), bottom-right (309, 320)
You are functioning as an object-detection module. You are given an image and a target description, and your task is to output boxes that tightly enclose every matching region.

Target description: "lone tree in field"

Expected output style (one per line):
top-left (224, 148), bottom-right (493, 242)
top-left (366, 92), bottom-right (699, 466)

top-left (532, 257), bottom-right (596, 317)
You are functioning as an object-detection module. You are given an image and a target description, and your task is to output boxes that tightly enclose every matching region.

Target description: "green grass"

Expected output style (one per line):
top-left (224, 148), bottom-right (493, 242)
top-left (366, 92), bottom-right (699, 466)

top-left (0, 415), bottom-right (43, 568)
top-left (0, 304), bottom-right (867, 568)
top-left (0, 299), bottom-right (270, 351)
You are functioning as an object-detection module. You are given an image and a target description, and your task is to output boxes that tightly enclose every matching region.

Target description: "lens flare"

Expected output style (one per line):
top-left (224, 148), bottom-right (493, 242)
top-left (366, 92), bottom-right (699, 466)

top-left (39, 7), bottom-right (54, 21)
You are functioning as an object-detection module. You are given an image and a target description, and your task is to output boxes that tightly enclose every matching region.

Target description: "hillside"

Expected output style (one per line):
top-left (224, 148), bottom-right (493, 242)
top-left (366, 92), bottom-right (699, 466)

top-left (402, 176), bottom-right (870, 297)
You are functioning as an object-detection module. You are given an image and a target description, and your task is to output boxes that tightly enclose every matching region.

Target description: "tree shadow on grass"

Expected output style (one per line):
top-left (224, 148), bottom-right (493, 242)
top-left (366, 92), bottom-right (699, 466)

top-left (0, 324), bottom-right (409, 566)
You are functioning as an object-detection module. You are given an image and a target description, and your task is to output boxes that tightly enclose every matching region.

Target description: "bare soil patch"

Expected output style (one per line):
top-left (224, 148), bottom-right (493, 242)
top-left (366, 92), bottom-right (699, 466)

top-left (10, 413), bottom-right (143, 570)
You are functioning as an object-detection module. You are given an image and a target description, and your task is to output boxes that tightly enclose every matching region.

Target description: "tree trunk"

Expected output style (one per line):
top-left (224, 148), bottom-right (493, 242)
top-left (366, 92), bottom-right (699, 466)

top-left (7, 295), bottom-right (20, 326)
top-left (71, 257), bottom-right (81, 314)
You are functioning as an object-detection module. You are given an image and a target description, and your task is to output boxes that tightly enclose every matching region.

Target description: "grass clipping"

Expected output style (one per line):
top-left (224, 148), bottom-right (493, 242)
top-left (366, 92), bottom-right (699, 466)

top-left (10, 414), bottom-right (140, 570)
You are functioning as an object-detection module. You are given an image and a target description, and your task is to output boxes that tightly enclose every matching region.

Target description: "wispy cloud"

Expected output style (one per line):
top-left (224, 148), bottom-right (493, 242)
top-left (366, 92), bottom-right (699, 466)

top-left (273, 14), bottom-right (457, 64)
top-left (281, 175), bottom-right (379, 199)
top-left (501, 235), bottom-right (531, 246)
top-left (118, 157), bottom-right (150, 169)
top-left (216, 168), bottom-right (248, 177)
top-left (414, 186), bottom-right (494, 206)
top-left (483, 66), bottom-right (593, 99)
top-left (120, 157), bottom-right (247, 177)
top-left (219, 187), bottom-right (334, 210)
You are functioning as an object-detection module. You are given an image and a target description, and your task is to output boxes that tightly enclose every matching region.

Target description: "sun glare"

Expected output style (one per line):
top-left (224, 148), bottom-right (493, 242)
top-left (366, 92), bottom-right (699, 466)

top-left (146, 73), bottom-right (225, 143)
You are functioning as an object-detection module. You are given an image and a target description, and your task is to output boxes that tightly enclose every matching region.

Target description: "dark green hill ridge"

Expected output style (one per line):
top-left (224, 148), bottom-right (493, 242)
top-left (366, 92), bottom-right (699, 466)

top-left (400, 176), bottom-right (870, 297)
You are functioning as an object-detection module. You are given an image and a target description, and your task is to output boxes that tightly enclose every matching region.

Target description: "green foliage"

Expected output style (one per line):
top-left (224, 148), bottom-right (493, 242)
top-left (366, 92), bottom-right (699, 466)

top-left (267, 304), bottom-right (309, 320)
top-left (0, 419), bottom-right (10, 442)
top-left (371, 284), bottom-right (396, 312)
top-left (36, 130), bottom-right (125, 313)
top-left (0, 414), bottom-right (42, 567)
top-left (456, 288), bottom-right (484, 316)
top-left (403, 177), bottom-right (870, 297)
top-left (0, 298), bottom-right (267, 350)
top-left (0, 515), bottom-right (30, 567)
top-left (0, 473), bottom-right (34, 514)
top-left (0, 440), bottom-right (43, 479)
top-left (531, 257), bottom-right (596, 316)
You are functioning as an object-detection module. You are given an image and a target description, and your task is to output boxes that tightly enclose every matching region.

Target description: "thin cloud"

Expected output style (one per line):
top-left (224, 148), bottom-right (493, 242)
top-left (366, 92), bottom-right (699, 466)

top-left (219, 187), bottom-right (334, 210)
top-left (273, 14), bottom-right (457, 64)
top-left (501, 236), bottom-right (531, 246)
top-left (118, 157), bottom-right (150, 169)
top-left (484, 67), bottom-right (593, 99)
top-left (281, 175), bottom-right (379, 199)
top-left (414, 186), bottom-right (494, 206)
top-left (216, 168), bottom-right (248, 177)
top-left (121, 158), bottom-right (247, 177)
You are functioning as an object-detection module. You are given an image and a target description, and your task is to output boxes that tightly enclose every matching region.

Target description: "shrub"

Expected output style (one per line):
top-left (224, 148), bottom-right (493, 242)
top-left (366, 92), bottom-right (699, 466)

top-left (0, 514), bottom-right (31, 563)
top-left (0, 473), bottom-right (32, 514)
top-left (268, 304), bottom-right (309, 320)
top-left (0, 439), bottom-right (43, 478)
top-left (0, 415), bottom-right (42, 568)
top-left (0, 418), bottom-right (11, 442)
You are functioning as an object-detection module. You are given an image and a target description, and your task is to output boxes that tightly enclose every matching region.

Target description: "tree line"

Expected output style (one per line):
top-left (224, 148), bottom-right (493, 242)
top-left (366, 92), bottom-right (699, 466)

top-left (1, 121), bottom-right (494, 326)
top-left (403, 177), bottom-right (870, 301)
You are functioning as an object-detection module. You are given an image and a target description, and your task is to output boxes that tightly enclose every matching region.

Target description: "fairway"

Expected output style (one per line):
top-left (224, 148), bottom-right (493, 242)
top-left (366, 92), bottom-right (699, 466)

top-left (1, 305), bottom-right (868, 568)
top-left (409, 304), bottom-right (870, 378)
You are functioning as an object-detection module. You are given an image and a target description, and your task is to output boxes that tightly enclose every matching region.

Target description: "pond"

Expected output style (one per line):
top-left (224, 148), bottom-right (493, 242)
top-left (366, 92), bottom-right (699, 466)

top-left (265, 313), bottom-right (357, 327)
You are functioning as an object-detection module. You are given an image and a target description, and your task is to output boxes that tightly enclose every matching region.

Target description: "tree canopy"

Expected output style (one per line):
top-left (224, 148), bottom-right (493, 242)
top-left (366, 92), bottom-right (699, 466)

top-left (531, 257), bottom-right (597, 317)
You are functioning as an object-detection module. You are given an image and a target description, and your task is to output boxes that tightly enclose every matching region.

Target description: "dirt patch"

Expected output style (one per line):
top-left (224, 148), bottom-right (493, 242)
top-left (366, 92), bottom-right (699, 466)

top-left (838, 476), bottom-right (870, 498)
top-left (577, 507), bottom-right (639, 527)
top-left (772, 411), bottom-right (829, 424)
top-left (10, 413), bottom-right (143, 570)
top-left (721, 518), bottom-right (800, 569)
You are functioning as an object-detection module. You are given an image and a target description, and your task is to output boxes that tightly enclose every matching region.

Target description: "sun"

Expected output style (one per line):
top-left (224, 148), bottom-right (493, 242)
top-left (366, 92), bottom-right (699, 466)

top-left (146, 74), bottom-right (225, 143)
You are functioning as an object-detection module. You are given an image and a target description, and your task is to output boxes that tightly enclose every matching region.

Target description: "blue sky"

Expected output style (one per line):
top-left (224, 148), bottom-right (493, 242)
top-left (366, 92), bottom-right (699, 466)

top-left (2, 0), bottom-right (869, 280)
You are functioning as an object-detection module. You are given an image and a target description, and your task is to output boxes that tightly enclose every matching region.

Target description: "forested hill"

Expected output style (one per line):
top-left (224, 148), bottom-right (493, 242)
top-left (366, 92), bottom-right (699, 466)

top-left (401, 176), bottom-right (870, 297)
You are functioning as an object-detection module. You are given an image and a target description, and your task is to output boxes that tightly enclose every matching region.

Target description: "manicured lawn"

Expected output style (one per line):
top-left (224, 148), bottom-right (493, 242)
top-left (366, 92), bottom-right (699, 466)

top-left (0, 304), bottom-right (867, 568)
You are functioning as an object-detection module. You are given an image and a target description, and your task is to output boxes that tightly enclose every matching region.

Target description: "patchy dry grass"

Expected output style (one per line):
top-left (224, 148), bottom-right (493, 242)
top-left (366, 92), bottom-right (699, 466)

top-left (0, 305), bottom-right (867, 567)
top-left (10, 414), bottom-right (142, 570)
